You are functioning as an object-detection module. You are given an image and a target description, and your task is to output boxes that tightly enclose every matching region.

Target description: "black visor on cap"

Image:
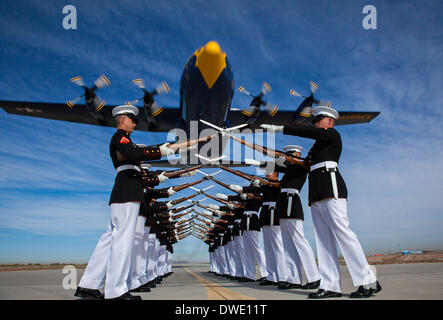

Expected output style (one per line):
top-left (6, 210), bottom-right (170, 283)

top-left (312, 114), bottom-right (327, 123)
top-left (125, 113), bottom-right (139, 124)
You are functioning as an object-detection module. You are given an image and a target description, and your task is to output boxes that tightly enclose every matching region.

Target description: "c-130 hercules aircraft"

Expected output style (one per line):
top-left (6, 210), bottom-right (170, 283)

top-left (0, 41), bottom-right (379, 167)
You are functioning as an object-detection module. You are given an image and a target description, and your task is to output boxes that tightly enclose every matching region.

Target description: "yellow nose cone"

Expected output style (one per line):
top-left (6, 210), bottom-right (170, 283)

top-left (194, 41), bottom-right (226, 89)
top-left (205, 41), bottom-right (221, 55)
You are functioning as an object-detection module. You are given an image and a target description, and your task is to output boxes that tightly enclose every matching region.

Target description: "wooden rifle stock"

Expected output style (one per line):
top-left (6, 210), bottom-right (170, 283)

top-left (209, 176), bottom-right (262, 201)
top-left (172, 177), bottom-right (205, 192)
top-left (219, 165), bottom-right (279, 188)
top-left (167, 135), bottom-right (214, 152)
top-left (229, 135), bottom-right (307, 168)
top-left (157, 165), bottom-right (202, 178)
top-left (200, 191), bottom-right (244, 209)
top-left (170, 192), bottom-right (199, 206)
top-left (170, 203), bottom-right (194, 214)
top-left (195, 202), bottom-right (235, 217)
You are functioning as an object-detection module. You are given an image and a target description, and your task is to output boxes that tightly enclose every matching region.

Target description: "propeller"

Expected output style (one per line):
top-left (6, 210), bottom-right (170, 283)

top-left (127, 79), bottom-right (171, 124)
top-left (66, 75), bottom-right (110, 113)
top-left (289, 81), bottom-right (330, 106)
top-left (237, 81), bottom-right (278, 124)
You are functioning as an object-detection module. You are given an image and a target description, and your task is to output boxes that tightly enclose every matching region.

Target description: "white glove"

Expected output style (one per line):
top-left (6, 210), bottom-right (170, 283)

top-left (167, 187), bottom-right (176, 196)
top-left (180, 170), bottom-right (197, 177)
top-left (166, 201), bottom-right (173, 209)
top-left (216, 193), bottom-right (228, 200)
top-left (244, 158), bottom-right (261, 166)
top-left (230, 184), bottom-right (243, 193)
top-left (260, 124), bottom-right (284, 132)
top-left (275, 156), bottom-right (287, 167)
top-left (159, 143), bottom-right (175, 156)
top-left (209, 204), bottom-right (220, 210)
top-left (252, 179), bottom-right (262, 187)
top-left (240, 193), bottom-right (248, 200)
top-left (157, 171), bottom-right (169, 183)
top-left (227, 203), bottom-right (235, 210)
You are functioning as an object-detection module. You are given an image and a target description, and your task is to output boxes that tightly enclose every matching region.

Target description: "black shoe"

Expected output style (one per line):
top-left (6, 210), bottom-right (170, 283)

top-left (238, 277), bottom-right (254, 282)
top-left (308, 289), bottom-right (342, 299)
top-left (372, 281), bottom-right (382, 294)
top-left (350, 286), bottom-right (373, 298)
top-left (278, 281), bottom-right (302, 289)
top-left (74, 287), bottom-right (104, 300)
top-left (259, 279), bottom-right (277, 286)
top-left (130, 284), bottom-right (151, 293)
top-left (301, 280), bottom-right (321, 290)
top-left (110, 292), bottom-right (142, 300)
top-left (155, 278), bottom-right (162, 284)
top-left (256, 277), bottom-right (267, 282)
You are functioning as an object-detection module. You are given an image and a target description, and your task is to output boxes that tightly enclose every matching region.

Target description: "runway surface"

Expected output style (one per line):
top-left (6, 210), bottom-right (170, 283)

top-left (0, 262), bottom-right (442, 300)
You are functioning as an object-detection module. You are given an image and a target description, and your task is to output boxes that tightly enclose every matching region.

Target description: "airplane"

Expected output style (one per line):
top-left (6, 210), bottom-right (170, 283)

top-left (0, 41), bottom-right (380, 167)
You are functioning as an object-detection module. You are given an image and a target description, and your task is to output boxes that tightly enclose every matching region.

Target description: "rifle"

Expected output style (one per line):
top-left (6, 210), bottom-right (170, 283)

top-left (192, 209), bottom-right (228, 224)
top-left (199, 119), bottom-right (307, 168)
top-left (170, 203), bottom-right (194, 214)
top-left (193, 221), bottom-right (212, 231)
top-left (168, 191), bottom-right (204, 206)
top-left (195, 154), bottom-right (278, 188)
top-left (194, 215), bottom-right (212, 226)
top-left (176, 216), bottom-right (194, 226)
top-left (166, 134), bottom-right (215, 153)
top-left (193, 201), bottom-right (235, 217)
top-left (220, 164), bottom-right (279, 188)
top-left (172, 177), bottom-right (206, 192)
top-left (193, 189), bottom-right (243, 210)
top-left (153, 165), bottom-right (202, 178)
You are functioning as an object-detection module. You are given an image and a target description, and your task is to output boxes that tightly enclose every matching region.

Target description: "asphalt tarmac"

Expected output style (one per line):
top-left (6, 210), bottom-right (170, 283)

top-left (0, 262), bottom-right (442, 300)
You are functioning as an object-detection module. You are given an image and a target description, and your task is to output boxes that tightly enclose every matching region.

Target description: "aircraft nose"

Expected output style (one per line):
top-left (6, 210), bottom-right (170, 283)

top-left (204, 41), bottom-right (221, 55)
top-left (194, 41), bottom-right (227, 89)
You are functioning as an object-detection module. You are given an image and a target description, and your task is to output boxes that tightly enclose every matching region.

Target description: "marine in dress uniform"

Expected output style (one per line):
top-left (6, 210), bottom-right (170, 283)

top-left (271, 145), bottom-right (321, 290)
top-left (261, 105), bottom-right (381, 298)
top-left (75, 105), bottom-right (176, 300)
top-left (128, 174), bottom-right (175, 293)
top-left (230, 175), bottom-right (289, 286)
top-left (220, 187), bottom-right (268, 281)
top-left (210, 204), bottom-right (247, 281)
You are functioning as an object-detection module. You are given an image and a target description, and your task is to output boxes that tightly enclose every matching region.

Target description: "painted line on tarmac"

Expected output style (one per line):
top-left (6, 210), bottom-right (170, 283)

top-left (184, 267), bottom-right (257, 300)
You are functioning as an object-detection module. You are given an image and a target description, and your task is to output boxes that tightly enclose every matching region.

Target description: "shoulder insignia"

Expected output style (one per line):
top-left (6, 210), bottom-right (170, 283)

top-left (120, 136), bottom-right (130, 144)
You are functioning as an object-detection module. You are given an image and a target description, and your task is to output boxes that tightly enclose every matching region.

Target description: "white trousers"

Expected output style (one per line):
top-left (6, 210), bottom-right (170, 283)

top-left (225, 241), bottom-right (236, 276)
top-left (262, 226), bottom-right (289, 282)
top-left (213, 248), bottom-right (220, 274)
top-left (127, 217), bottom-right (149, 290)
top-left (280, 219), bottom-right (321, 284)
top-left (242, 230), bottom-right (268, 280)
top-left (157, 245), bottom-right (167, 276)
top-left (79, 202), bottom-right (140, 299)
top-left (145, 233), bottom-right (158, 282)
top-left (232, 235), bottom-right (246, 278)
top-left (216, 246), bottom-right (228, 274)
top-left (311, 198), bottom-right (377, 292)
top-left (209, 252), bottom-right (215, 272)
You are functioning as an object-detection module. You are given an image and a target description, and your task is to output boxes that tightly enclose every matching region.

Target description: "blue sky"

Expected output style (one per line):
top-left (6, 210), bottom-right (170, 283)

top-left (0, 0), bottom-right (442, 263)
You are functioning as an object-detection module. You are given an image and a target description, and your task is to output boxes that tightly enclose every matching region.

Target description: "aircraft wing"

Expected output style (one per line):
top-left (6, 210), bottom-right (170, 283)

top-left (0, 100), bottom-right (180, 132)
top-left (226, 109), bottom-right (380, 129)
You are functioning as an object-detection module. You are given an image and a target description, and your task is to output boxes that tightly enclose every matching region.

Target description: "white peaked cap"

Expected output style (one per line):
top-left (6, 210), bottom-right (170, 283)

top-left (112, 105), bottom-right (139, 118)
top-left (312, 105), bottom-right (339, 120)
top-left (283, 145), bottom-right (303, 153)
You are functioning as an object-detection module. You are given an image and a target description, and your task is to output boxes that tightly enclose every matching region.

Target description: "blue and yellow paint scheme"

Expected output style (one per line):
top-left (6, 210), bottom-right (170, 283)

top-left (0, 40), bottom-right (380, 134)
